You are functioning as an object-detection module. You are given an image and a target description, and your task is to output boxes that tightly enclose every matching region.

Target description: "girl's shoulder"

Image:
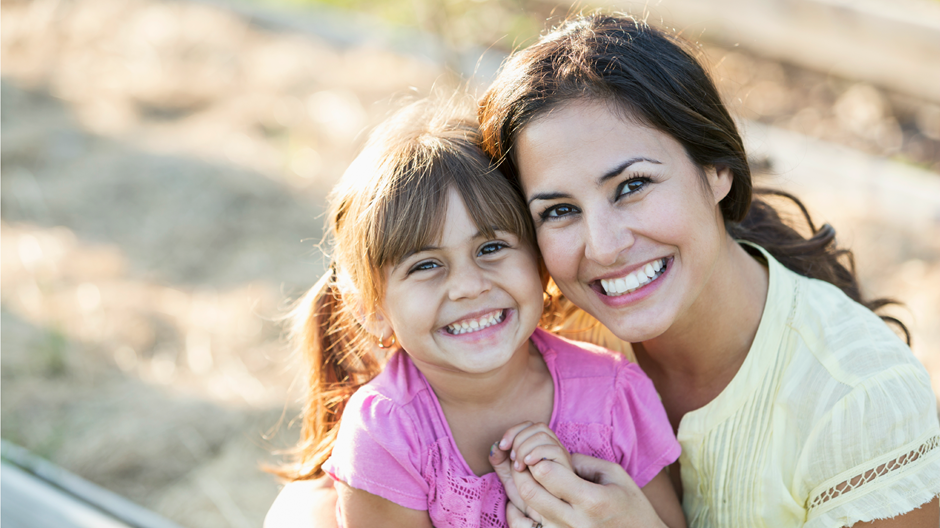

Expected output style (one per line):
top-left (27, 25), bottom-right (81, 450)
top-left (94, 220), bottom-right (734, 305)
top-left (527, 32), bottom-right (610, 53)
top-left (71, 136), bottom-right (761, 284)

top-left (531, 328), bottom-right (653, 408)
top-left (353, 349), bottom-right (431, 408)
top-left (531, 327), bottom-right (636, 377)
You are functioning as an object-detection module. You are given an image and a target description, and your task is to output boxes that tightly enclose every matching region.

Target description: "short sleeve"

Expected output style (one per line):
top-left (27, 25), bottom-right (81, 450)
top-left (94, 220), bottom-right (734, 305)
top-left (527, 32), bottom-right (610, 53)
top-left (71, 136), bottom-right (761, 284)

top-left (800, 364), bottom-right (940, 528)
top-left (611, 363), bottom-right (681, 488)
top-left (322, 390), bottom-right (429, 511)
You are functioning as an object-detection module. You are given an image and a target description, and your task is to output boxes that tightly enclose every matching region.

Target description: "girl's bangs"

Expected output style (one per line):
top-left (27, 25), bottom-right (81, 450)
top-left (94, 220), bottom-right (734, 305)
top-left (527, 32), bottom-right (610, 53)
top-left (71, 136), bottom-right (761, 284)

top-left (372, 147), bottom-right (534, 271)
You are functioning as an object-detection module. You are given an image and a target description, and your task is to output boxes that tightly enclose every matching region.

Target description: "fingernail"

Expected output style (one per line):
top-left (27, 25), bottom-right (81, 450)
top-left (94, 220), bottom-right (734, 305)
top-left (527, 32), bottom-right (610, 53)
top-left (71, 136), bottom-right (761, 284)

top-left (489, 442), bottom-right (498, 457)
top-left (509, 450), bottom-right (516, 461)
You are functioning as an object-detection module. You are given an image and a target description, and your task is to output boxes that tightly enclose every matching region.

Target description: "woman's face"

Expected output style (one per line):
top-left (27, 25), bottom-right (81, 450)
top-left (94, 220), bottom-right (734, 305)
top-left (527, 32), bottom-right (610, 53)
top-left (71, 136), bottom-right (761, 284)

top-left (514, 99), bottom-right (733, 343)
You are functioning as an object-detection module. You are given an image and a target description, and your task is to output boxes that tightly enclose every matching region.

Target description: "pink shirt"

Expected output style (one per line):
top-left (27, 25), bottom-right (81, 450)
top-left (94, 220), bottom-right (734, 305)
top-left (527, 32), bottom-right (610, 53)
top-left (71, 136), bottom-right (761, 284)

top-left (323, 328), bottom-right (680, 528)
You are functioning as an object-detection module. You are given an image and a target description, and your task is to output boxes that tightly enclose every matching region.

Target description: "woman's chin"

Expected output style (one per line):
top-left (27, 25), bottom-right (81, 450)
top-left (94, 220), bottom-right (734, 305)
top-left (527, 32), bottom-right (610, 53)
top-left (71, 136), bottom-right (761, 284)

top-left (595, 309), bottom-right (672, 345)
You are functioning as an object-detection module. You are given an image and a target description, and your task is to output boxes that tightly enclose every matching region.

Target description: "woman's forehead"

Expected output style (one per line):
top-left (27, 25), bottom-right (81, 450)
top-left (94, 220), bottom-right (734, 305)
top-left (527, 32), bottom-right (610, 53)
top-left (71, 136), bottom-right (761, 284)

top-left (515, 101), bottom-right (677, 188)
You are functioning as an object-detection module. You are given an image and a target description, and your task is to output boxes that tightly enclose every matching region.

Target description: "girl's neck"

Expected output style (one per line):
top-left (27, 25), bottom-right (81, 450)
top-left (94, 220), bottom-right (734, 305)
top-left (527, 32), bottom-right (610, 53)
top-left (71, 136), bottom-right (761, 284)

top-left (634, 237), bottom-right (769, 419)
top-left (418, 338), bottom-right (555, 476)
top-left (420, 338), bottom-right (547, 410)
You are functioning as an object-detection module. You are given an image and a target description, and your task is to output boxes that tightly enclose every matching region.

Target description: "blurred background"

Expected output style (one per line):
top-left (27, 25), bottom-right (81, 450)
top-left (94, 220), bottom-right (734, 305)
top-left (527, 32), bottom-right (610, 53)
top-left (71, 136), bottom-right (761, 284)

top-left (2, 0), bottom-right (939, 526)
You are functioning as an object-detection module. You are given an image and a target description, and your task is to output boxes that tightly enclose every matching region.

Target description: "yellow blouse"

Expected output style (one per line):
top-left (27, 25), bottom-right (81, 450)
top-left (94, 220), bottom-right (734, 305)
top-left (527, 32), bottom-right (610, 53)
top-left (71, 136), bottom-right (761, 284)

top-left (676, 245), bottom-right (940, 527)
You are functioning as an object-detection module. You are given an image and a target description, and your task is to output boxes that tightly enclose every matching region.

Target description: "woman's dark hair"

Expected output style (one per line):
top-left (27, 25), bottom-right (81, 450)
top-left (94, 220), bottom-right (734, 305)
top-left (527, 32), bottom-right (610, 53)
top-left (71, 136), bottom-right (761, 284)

top-left (478, 13), bottom-right (908, 342)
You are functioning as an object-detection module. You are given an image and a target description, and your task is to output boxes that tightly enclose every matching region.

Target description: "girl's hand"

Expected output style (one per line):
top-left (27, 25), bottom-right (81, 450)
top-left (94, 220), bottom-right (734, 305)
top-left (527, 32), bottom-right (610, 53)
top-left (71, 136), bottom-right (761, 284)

top-left (502, 421), bottom-right (573, 474)
top-left (500, 453), bottom-right (681, 528)
top-left (489, 421), bottom-right (572, 525)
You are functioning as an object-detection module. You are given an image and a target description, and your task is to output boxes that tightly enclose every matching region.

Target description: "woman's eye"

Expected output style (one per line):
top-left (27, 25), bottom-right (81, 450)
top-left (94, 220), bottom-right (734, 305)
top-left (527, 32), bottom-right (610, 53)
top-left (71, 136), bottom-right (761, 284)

top-left (617, 177), bottom-right (651, 197)
top-left (540, 204), bottom-right (579, 220)
top-left (479, 242), bottom-right (508, 256)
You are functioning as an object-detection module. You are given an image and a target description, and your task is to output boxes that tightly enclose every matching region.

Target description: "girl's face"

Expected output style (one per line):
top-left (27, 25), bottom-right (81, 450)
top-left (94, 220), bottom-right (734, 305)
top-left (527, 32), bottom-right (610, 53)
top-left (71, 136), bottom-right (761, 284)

top-left (375, 188), bottom-right (544, 376)
top-left (514, 99), bottom-right (732, 343)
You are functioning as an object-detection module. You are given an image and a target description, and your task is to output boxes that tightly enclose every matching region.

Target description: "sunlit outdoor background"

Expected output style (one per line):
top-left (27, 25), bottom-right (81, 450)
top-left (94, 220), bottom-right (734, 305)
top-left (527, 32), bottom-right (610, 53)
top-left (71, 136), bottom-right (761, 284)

top-left (2, 0), bottom-right (939, 526)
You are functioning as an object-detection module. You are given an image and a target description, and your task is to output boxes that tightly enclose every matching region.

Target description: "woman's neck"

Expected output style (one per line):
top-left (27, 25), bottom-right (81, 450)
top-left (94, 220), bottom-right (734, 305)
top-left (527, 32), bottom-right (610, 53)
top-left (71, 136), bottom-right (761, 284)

top-left (634, 237), bottom-right (769, 424)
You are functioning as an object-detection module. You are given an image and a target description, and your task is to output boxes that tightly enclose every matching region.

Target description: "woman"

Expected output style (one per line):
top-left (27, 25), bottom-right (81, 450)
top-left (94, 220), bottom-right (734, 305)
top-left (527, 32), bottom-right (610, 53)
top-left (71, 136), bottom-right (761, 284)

top-left (266, 13), bottom-right (940, 528)
top-left (477, 13), bottom-right (939, 528)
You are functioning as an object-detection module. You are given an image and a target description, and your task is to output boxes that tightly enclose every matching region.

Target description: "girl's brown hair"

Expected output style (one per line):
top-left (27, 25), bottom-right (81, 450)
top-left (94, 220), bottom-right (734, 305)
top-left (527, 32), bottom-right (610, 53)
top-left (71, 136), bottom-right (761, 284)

top-left (478, 13), bottom-right (908, 342)
top-left (275, 99), bottom-right (538, 480)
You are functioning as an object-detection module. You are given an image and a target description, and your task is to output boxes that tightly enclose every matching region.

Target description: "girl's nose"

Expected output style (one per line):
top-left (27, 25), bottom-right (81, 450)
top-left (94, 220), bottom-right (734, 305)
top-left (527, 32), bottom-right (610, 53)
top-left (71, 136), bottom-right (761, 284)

top-left (584, 211), bottom-right (635, 266)
top-left (447, 262), bottom-right (492, 301)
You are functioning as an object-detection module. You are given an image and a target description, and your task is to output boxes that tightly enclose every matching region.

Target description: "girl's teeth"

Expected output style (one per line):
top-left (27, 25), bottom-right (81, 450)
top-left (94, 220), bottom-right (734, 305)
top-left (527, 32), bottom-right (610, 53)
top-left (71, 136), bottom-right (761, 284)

top-left (600, 258), bottom-right (667, 296)
top-left (447, 310), bottom-right (505, 335)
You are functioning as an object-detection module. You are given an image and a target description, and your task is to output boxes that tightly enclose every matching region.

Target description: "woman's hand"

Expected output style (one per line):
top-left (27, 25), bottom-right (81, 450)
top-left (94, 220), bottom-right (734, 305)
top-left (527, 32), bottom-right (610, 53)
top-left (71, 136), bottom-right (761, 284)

top-left (492, 450), bottom-right (677, 528)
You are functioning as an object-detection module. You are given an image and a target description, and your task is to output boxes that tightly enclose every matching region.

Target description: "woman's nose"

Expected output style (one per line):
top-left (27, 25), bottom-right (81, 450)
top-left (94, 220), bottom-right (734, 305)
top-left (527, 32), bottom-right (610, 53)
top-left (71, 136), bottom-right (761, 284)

top-left (583, 212), bottom-right (635, 266)
top-left (447, 261), bottom-right (492, 301)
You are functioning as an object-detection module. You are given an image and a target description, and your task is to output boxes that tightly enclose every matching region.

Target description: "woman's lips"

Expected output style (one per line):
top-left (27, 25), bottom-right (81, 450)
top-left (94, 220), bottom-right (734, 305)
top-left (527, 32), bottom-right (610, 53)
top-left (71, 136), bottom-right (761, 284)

top-left (597, 257), bottom-right (668, 296)
top-left (590, 257), bottom-right (672, 303)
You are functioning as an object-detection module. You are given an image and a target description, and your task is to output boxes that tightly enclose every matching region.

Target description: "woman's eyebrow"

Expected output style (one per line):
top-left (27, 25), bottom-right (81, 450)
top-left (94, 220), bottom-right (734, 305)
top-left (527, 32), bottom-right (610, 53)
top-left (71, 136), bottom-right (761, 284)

top-left (597, 157), bottom-right (661, 185)
top-left (528, 192), bottom-right (569, 206)
top-left (528, 157), bottom-right (662, 205)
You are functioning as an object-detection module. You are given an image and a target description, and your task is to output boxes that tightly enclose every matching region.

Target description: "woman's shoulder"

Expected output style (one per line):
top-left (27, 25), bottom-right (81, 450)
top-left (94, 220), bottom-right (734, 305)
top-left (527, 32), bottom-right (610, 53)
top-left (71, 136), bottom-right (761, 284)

top-left (787, 273), bottom-right (920, 385)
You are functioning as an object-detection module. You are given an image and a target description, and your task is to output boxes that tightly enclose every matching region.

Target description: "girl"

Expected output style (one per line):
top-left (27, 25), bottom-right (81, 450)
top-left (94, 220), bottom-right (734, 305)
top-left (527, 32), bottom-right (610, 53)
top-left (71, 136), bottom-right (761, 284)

top-left (275, 100), bottom-right (686, 528)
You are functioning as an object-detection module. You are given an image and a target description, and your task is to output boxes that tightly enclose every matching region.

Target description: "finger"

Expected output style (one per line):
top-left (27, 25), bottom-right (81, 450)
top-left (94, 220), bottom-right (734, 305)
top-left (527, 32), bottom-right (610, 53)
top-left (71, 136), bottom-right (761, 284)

top-left (506, 501), bottom-right (542, 528)
top-left (490, 443), bottom-right (527, 512)
top-left (509, 424), bottom-right (559, 469)
top-left (521, 445), bottom-right (573, 472)
top-left (489, 440), bottom-right (510, 466)
top-left (526, 454), bottom-right (633, 509)
top-left (511, 463), bottom-right (574, 523)
top-left (570, 453), bottom-right (637, 489)
top-left (499, 421), bottom-right (534, 451)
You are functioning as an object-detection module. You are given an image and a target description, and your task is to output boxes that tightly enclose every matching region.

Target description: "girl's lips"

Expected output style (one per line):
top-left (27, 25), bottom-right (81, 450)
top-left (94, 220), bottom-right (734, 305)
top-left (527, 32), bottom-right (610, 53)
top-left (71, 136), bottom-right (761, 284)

top-left (591, 257), bottom-right (672, 306)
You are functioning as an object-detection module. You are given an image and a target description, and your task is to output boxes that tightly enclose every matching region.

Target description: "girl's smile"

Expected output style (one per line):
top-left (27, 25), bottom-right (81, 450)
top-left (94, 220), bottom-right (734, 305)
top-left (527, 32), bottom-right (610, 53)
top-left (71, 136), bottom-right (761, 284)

top-left (443, 308), bottom-right (508, 336)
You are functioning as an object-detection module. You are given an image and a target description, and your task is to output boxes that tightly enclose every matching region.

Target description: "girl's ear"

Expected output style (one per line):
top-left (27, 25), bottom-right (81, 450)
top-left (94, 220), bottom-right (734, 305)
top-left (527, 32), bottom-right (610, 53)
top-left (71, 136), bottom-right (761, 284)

top-left (355, 300), bottom-right (394, 343)
top-left (707, 164), bottom-right (733, 204)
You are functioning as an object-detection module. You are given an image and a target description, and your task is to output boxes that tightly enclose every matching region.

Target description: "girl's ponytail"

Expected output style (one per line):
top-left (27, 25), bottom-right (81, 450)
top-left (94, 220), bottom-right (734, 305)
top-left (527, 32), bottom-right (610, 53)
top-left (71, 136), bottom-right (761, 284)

top-left (274, 263), bottom-right (381, 480)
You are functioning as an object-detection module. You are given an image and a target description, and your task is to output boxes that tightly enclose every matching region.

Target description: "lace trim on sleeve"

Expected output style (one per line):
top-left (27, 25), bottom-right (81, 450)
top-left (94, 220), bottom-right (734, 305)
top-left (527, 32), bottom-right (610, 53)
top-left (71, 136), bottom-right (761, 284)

top-left (808, 434), bottom-right (940, 512)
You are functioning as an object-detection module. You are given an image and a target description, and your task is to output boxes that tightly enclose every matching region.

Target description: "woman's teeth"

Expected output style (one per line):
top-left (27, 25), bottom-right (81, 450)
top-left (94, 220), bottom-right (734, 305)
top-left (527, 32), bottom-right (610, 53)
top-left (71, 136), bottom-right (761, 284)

top-left (446, 310), bottom-right (505, 335)
top-left (600, 258), bottom-right (666, 296)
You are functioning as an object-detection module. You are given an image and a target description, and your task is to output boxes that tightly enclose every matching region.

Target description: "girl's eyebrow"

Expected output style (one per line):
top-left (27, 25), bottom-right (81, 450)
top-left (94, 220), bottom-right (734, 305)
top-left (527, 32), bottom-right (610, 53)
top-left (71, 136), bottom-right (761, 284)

top-left (397, 227), bottom-right (506, 264)
top-left (527, 157), bottom-right (661, 205)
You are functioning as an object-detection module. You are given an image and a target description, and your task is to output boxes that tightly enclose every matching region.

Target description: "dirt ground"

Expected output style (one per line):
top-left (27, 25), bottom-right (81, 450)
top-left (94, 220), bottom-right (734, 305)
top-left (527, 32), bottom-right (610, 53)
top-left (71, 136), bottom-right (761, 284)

top-left (1, 1), bottom-right (938, 527)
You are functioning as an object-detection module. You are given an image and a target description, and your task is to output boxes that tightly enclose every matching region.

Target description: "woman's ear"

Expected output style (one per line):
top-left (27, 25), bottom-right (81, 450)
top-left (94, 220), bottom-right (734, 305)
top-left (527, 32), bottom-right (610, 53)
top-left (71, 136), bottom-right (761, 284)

top-left (706, 164), bottom-right (733, 204)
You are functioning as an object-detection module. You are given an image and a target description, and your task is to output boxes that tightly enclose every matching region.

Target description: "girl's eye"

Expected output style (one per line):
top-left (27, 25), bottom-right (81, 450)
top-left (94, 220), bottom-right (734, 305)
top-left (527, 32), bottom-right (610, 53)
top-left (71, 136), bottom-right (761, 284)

top-left (617, 176), bottom-right (652, 198)
top-left (408, 260), bottom-right (439, 274)
top-left (479, 241), bottom-right (508, 256)
top-left (539, 203), bottom-right (579, 221)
